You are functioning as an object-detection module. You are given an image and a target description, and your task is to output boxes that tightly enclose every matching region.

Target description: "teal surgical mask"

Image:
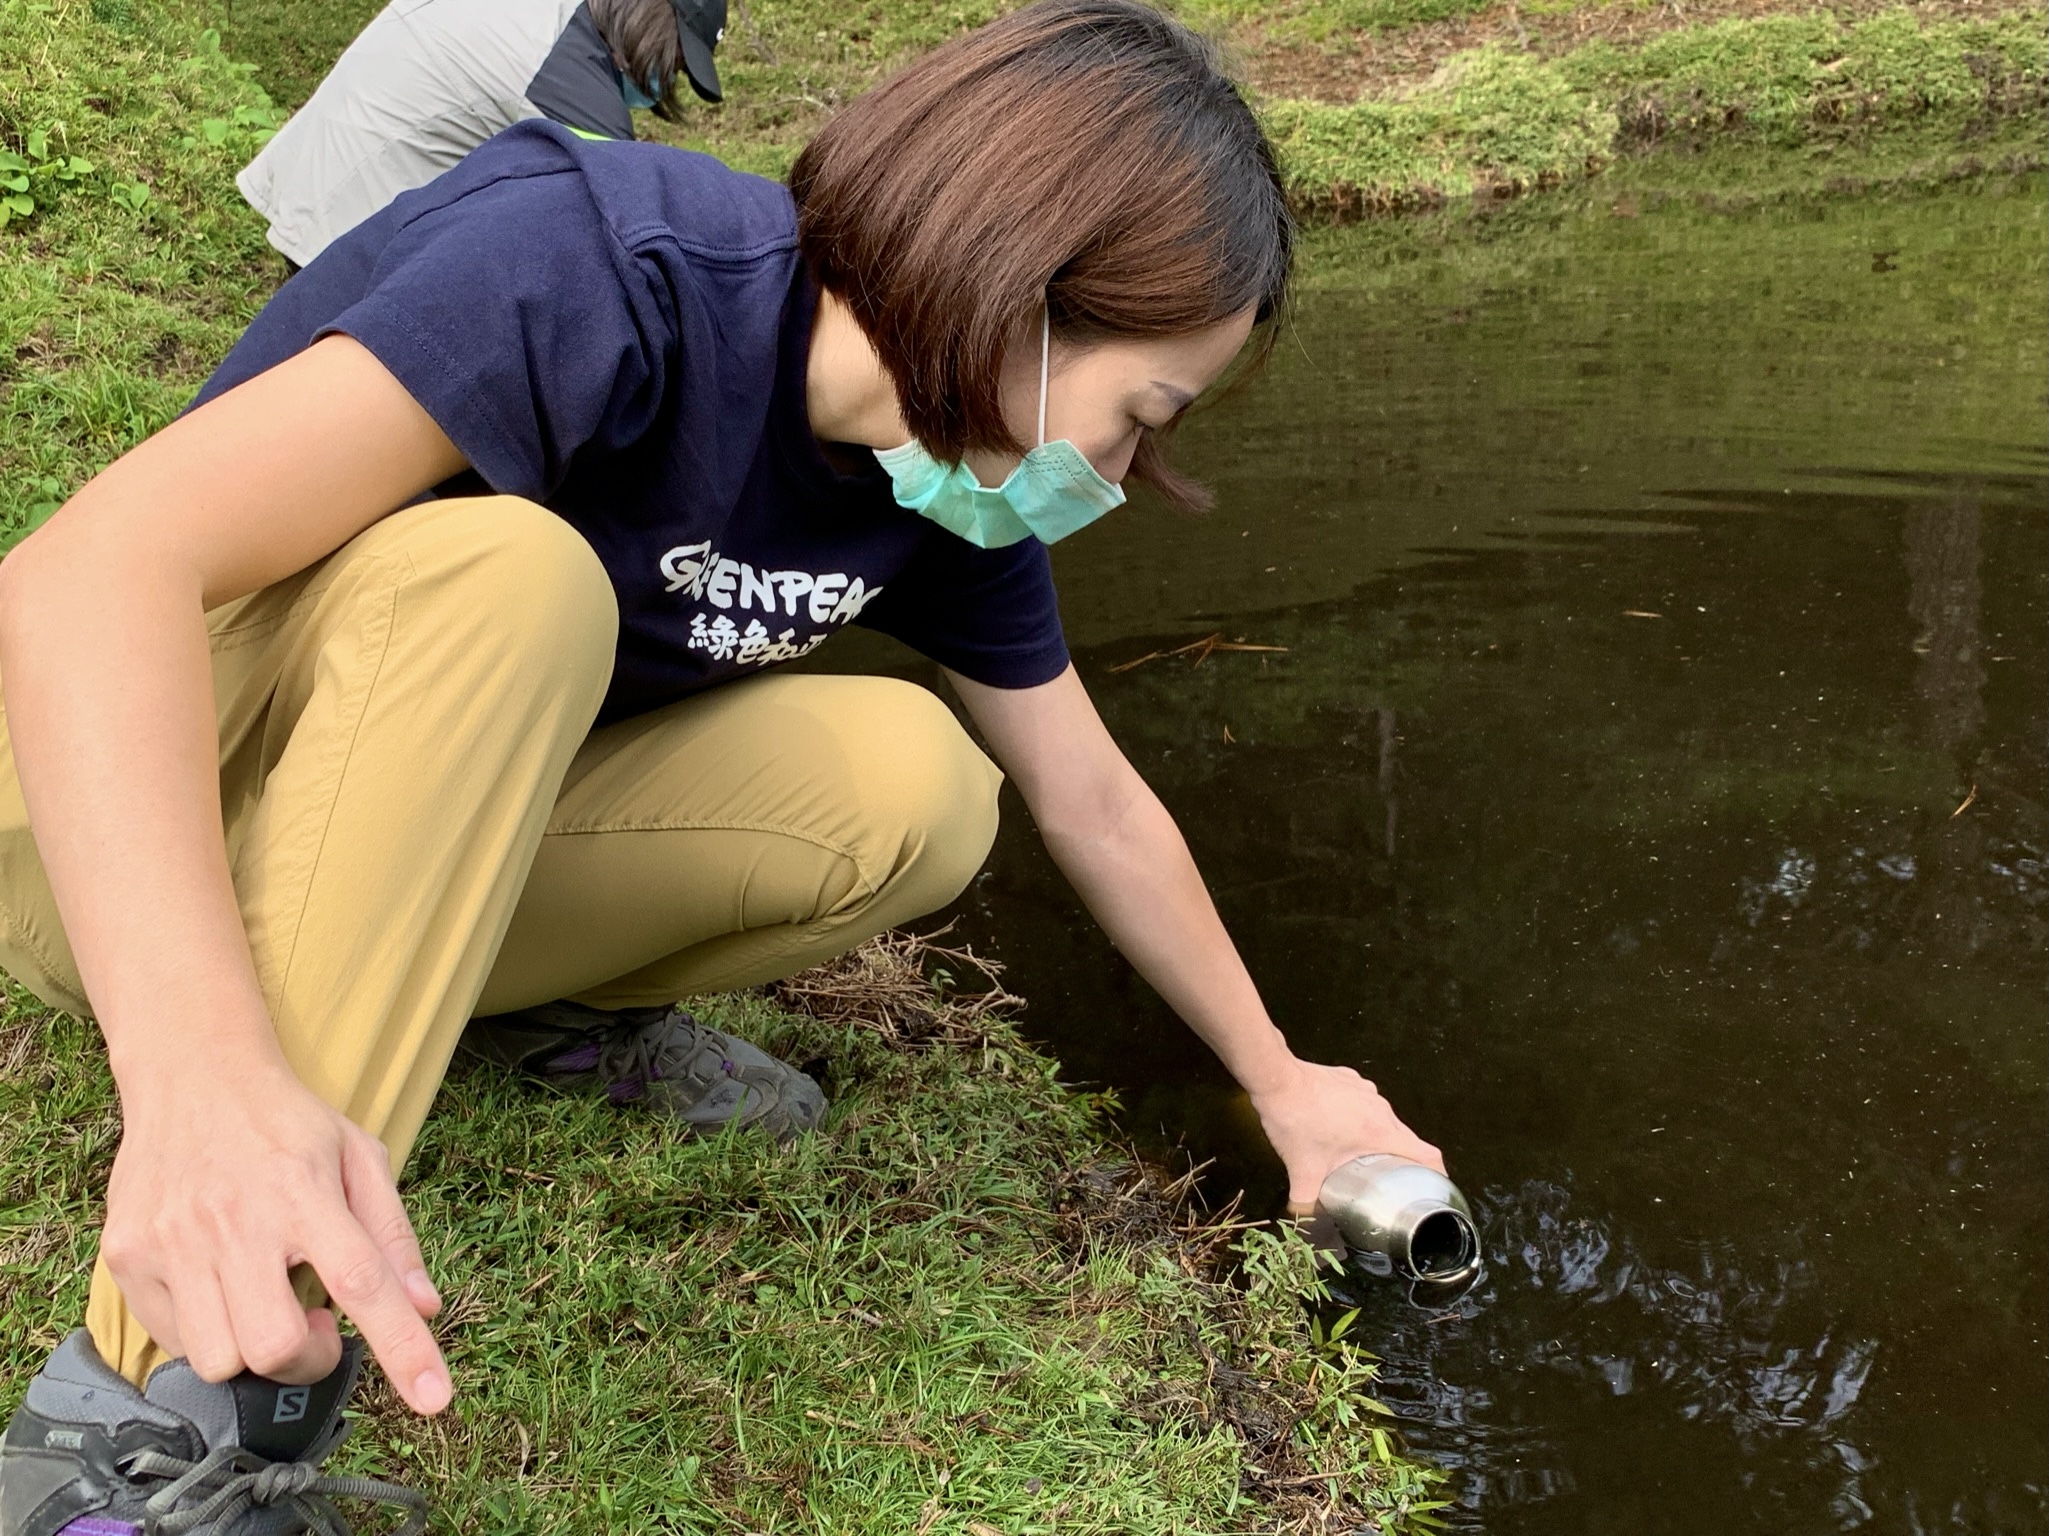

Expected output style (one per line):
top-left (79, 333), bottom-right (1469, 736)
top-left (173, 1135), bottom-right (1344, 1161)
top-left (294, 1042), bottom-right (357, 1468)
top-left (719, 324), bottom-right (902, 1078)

top-left (621, 70), bottom-right (663, 110)
top-left (874, 308), bottom-right (1126, 549)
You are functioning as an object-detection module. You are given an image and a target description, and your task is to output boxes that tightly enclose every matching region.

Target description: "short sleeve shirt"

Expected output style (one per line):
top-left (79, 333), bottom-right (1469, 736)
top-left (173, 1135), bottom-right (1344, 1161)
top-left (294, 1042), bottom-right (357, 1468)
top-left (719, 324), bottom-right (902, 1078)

top-left (196, 121), bottom-right (1071, 725)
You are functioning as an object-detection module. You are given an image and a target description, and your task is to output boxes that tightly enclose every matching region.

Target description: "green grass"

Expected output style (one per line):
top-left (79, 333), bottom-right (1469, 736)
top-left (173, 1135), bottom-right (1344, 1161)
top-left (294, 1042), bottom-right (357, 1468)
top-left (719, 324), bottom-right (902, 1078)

top-left (0, 940), bottom-right (1450, 1533)
top-left (1177, 0), bottom-right (1499, 43)
top-left (1190, 0), bottom-right (1499, 40)
top-left (1563, 7), bottom-right (2049, 138)
top-left (0, 0), bottom-right (282, 539)
top-left (647, 4), bottom-right (2049, 193)
top-left (1262, 43), bottom-right (1622, 212)
top-left (189, 0), bottom-right (2049, 187)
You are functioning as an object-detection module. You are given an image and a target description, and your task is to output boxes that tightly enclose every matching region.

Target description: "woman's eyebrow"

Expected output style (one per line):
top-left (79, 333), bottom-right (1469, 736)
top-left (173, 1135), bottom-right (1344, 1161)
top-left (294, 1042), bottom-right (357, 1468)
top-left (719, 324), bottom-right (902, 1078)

top-left (1150, 380), bottom-right (1197, 411)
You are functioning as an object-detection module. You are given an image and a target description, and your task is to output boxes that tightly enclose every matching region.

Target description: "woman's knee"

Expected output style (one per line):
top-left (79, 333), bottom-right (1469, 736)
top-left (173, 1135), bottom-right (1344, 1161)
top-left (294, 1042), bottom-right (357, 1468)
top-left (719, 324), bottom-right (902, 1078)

top-left (367, 497), bottom-right (619, 682)
top-left (327, 501), bottom-right (614, 700)
top-left (833, 679), bottom-right (1001, 914)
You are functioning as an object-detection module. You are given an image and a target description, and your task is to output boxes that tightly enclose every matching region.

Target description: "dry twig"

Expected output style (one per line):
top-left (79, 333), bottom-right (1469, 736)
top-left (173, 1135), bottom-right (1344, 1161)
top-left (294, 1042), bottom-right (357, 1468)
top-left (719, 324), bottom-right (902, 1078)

top-left (768, 924), bottom-right (1022, 1046)
top-left (1108, 632), bottom-right (1289, 674)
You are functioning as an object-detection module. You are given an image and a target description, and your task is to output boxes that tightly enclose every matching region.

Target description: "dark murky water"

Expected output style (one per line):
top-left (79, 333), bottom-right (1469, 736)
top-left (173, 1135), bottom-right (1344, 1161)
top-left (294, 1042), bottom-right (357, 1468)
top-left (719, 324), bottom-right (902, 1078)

top-left (821, 169), bottom-right (2049, 1530)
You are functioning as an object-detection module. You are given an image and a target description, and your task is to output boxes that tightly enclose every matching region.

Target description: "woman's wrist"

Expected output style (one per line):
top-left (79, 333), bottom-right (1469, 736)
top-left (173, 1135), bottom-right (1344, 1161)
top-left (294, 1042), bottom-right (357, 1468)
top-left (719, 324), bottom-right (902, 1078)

top-left (105, 1000), bottom-right (293, 1120)
top-left (1233, 1034), bottom-right (1308, 1104)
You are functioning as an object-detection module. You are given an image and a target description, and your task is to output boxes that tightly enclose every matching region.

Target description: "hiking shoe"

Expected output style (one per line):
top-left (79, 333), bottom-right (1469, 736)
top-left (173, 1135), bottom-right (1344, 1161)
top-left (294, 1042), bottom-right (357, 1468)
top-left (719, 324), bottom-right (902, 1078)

top-left (0, 1329), bottom-right (423, 1535)
top-left (460, 1001), bottom-right (826, 1143)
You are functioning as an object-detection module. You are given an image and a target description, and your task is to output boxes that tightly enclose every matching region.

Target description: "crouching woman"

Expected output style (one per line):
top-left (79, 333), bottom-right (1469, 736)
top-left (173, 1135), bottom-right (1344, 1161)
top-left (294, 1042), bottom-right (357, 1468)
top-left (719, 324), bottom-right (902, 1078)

top-left (0, 2), bottom-right (1439, 1529)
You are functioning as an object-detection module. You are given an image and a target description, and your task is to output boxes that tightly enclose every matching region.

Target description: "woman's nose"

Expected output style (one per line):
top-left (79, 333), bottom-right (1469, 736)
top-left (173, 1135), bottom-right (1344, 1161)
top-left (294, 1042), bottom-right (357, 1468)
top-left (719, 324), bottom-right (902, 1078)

top-left (1095, 429), bottom-right (1141, 485)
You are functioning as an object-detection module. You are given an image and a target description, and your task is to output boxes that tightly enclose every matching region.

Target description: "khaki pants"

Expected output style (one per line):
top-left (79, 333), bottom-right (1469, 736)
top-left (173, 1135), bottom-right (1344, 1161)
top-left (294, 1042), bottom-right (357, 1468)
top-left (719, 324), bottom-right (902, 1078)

top-left (0, 497), bottom-right (1001, 1385)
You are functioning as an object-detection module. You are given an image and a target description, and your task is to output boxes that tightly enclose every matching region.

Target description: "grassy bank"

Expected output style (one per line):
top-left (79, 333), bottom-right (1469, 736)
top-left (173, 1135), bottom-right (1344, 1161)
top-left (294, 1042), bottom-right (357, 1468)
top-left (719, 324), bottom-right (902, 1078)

top-left (647, 3), bottom-right (2048, 199)
top-left (1260, 7), bottom-right (2046, 212)
top-left (191, 0), bottom-right (2049, 194)
top-left (0, 936), bottom-right (1444, 1533)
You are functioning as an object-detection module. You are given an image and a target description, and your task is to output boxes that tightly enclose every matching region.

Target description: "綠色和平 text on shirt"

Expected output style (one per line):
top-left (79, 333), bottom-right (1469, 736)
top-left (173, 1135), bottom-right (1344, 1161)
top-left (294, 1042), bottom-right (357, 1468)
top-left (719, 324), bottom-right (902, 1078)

top-left (660, 541), bottom-right (884, 669)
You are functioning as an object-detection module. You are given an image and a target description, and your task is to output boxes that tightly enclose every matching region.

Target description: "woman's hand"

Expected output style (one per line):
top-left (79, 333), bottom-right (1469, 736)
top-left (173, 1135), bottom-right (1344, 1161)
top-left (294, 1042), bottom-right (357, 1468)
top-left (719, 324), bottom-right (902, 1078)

top-left (102, 1042), bottom-right (450, 1412)
top-left (1249, 1057), bottom-right (1445, 1210)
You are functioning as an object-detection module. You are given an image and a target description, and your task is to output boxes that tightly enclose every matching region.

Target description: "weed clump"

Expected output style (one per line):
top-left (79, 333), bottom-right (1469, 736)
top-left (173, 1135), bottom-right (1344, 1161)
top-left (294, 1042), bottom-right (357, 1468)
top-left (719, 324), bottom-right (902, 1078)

top-left (768, 925), bottom-right (1024, 1047)
top-left (1568, 8), bottom-right (2049, 143)
top-left (1266, 44), bottom-right (1619, 214)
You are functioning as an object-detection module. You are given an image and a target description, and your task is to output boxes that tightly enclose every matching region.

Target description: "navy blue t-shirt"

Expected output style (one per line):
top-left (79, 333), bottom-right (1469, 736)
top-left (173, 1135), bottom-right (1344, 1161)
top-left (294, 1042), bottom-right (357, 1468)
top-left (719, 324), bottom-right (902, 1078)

top-left (195, 121), bottom-right (1070, 724)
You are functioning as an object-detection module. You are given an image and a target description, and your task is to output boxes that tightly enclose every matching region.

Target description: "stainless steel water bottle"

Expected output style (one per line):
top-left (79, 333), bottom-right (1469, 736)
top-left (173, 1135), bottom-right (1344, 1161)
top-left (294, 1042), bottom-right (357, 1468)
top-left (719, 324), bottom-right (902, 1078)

top-left (1319, 1154), bottom-right (1482, 1291)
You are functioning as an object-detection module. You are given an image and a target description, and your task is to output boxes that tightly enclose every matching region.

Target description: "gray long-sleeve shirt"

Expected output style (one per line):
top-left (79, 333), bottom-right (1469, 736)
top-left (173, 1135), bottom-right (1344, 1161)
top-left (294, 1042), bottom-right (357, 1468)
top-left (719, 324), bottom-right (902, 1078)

top-left (238, 0), bottom-right (636, 266)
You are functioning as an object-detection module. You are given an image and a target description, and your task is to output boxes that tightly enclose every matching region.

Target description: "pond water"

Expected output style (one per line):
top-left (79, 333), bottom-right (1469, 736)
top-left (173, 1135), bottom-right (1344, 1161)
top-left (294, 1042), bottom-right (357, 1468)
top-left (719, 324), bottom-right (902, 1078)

top-left (821, 166), bottom-right (2048, 1530)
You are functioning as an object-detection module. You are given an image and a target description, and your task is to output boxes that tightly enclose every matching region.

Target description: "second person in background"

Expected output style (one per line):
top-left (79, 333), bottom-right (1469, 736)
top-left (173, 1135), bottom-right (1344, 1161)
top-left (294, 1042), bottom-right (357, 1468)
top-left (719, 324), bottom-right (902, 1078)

top-left (238, 0), bottom-right (727, 267)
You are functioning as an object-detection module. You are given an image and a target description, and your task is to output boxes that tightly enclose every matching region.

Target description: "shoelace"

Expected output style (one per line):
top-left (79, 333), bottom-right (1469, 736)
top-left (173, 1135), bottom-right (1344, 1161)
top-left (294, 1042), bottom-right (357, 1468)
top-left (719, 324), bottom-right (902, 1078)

top-left (127, 1446), bottom-right (426, 1535)
top-left (585, 1010), bottom-right (747, 1106)
top-left (588, 1012), bottom-right (677, 1102)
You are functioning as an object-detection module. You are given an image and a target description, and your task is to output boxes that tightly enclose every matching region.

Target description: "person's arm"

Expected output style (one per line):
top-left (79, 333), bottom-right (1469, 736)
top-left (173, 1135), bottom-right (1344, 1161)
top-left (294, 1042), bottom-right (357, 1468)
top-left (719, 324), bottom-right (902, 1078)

top-left (0, 335), bottom-right (466, 1409)
top-left (947, 664), bottom-right (1444, 1207)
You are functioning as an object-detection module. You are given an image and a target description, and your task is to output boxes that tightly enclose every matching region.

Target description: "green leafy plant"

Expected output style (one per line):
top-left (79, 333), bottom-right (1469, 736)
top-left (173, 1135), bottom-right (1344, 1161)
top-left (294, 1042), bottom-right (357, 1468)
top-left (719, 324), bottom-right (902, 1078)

top-left (170, 29), bottom-right (285, 152)
top-left (0, 127), bottom-right (95, 228)
top-left (196, 99), bottom-right (282, 147)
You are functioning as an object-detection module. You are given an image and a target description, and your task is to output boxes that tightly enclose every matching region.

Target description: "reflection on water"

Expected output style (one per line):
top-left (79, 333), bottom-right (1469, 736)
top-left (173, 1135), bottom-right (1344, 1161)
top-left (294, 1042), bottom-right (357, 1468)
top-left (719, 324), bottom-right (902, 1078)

top-left (1346, 1180), bottom-right (1888, 1525)
top-left (873, 172), bottom-right (2047, 1534)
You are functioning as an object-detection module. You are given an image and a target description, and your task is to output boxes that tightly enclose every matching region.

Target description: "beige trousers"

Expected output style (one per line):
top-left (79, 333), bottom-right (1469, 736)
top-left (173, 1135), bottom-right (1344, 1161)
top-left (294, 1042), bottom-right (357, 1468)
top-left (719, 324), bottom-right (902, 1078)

top-left (0, 497), bottom-right (1001, 1385)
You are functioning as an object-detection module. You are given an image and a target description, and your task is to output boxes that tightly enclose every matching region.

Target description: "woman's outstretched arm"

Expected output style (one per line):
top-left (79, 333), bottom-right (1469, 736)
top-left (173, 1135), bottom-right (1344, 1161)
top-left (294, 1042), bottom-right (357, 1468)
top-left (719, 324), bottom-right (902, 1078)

top-left (949, 664), bottom-right (1444, 1208)
top-left (0, 335), bottom-right (465, 1408)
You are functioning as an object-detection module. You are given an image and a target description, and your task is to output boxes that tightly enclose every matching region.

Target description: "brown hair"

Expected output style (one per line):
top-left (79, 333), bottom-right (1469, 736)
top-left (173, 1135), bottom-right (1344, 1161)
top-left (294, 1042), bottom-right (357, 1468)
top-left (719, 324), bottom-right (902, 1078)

top-left (591, 0), bottom-right (685, 119)
top-left (789, 0), bottom-right (1293, 511)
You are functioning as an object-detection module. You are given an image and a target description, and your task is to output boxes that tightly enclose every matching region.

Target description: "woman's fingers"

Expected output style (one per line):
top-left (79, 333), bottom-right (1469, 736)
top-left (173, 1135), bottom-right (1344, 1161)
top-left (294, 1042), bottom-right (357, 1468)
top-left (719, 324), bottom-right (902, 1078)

top-left (102, 1079), bottom-right (451, 1406)
top-left (340, 1130), bottom-right (440, 1318)
top-left (118, 1271), bottom-right (184, 1366)
top-left (303, 1221), bottom-right (450, 1414)
top-left (218, 1250), bottom-right (338, 1384)
top-left (165, 1267), bottom-right (242, 1384)
top-left (297, 1305), bottom-right (345, 1379)
top-left (1355, 1107), bottom-right (1444, 1177)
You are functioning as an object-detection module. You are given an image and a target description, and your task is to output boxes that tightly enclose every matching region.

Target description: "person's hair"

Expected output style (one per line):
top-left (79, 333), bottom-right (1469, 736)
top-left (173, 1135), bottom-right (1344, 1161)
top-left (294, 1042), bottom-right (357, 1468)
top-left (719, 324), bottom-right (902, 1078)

top-left (591, 0), bottom-right (686, 119)
top-left (789, 0), bottom-right (1294, 511)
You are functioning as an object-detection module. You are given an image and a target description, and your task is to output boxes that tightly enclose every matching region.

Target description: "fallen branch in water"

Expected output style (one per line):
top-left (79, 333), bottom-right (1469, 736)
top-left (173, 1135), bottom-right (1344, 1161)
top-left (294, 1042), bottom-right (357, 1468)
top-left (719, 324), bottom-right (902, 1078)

top-left (1108, 632), bottom-right (1290, 674)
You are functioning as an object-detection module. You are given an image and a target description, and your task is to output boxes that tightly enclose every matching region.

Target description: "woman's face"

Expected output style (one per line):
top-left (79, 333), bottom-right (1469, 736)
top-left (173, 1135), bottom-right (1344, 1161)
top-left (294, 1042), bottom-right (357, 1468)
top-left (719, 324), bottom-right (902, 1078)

top-left (962, 306), bottom-right (1259, 489)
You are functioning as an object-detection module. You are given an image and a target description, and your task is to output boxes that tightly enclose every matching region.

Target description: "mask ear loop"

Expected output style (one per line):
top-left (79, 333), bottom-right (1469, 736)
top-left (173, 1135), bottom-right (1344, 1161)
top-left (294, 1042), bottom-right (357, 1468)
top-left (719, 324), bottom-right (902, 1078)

top-left (1036, 304), bottom-right (1051, 449)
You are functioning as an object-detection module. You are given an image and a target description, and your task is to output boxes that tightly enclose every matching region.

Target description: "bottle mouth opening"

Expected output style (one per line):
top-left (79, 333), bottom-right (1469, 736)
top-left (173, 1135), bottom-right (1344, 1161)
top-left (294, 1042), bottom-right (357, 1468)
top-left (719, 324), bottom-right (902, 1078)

top-left (1406, 1209), bottom-right (1479, 1279)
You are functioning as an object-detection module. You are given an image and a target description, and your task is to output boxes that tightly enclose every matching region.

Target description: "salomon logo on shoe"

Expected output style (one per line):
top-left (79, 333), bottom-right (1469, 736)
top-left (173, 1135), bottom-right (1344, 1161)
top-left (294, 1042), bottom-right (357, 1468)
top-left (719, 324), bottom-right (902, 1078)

top-left (271, 1386), bottom-right (309, 1425)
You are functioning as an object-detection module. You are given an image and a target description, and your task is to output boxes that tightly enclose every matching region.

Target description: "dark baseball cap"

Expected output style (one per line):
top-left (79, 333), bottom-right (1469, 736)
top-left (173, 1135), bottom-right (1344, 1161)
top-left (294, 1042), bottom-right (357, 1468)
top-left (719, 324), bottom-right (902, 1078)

top-left (671, 0), bottom-right (726, 103)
